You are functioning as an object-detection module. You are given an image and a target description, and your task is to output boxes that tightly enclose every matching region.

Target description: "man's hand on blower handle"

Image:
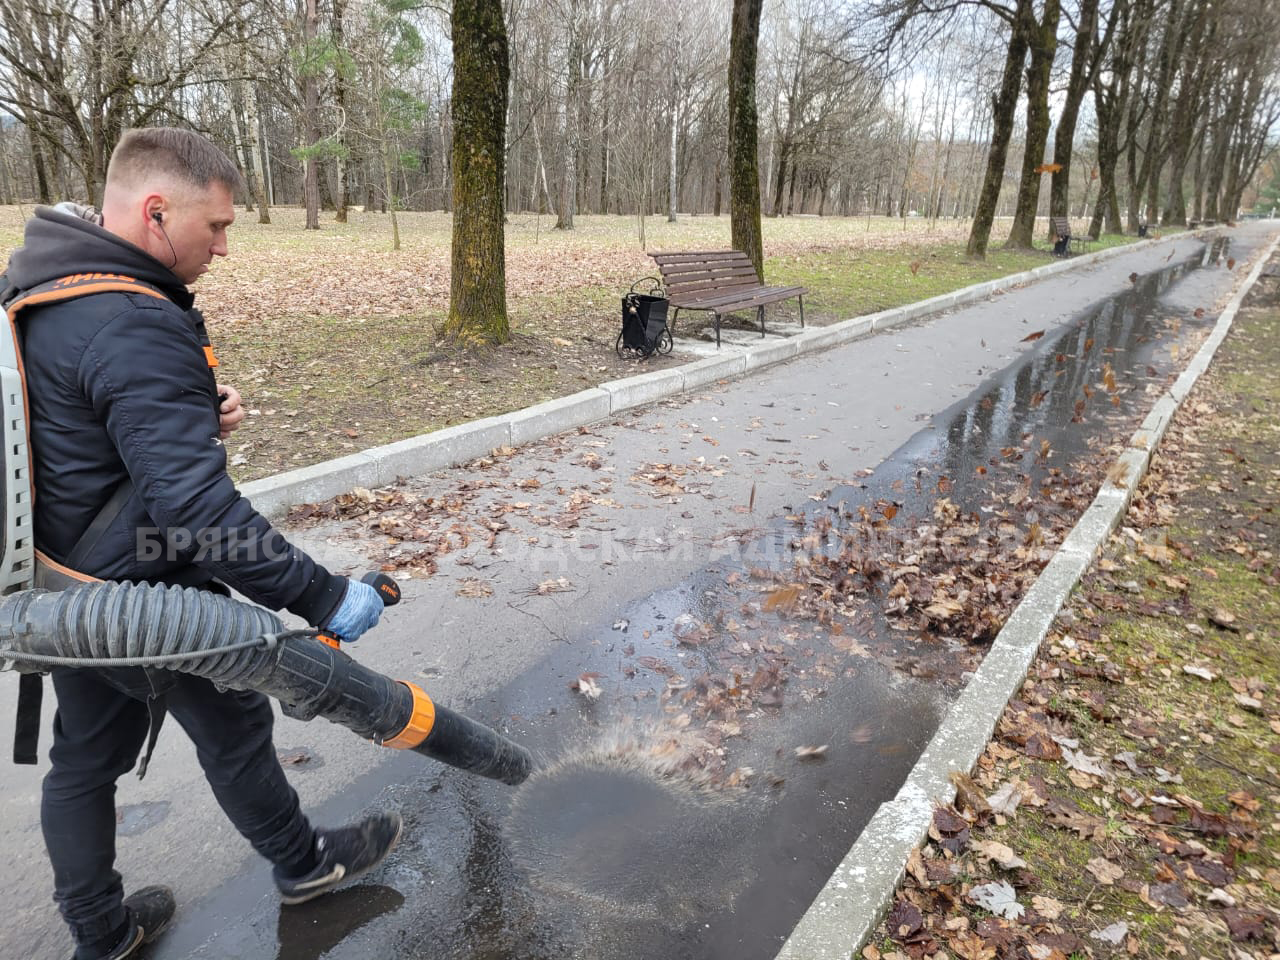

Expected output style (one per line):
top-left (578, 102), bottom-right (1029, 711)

top-left (318, 573), bottom-right (401, 647)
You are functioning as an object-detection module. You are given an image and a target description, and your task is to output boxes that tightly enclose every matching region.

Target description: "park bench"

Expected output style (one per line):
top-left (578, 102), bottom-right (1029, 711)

top-left (649, 250), bottom-right (806, 348)
top-left (1049, 216), bottom-right (1093, 257)
top-left (1050, 216), bottom-right (1072, 256)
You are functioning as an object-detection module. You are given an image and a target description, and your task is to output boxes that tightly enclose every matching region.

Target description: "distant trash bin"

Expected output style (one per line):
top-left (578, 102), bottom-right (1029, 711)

top-left (617, 277), bottom-right (672, 359)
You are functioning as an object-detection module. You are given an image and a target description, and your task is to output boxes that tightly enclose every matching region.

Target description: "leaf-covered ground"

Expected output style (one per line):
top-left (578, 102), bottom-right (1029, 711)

top-left (866, 260), bottom-right (1280, 959)
top-left (0, 206), bottom-right (1128, 482)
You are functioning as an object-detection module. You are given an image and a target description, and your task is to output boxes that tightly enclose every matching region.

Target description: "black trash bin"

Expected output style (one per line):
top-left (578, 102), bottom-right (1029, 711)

top-left (617, 277), bottom-right (672, 359)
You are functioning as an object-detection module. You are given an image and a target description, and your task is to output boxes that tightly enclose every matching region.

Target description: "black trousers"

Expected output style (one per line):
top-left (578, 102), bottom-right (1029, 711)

top-left (41, 666), bottom-right (316, 948)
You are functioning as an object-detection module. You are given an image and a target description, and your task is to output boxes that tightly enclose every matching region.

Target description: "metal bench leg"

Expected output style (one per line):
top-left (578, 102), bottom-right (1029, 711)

top-left (798, 294), bottom-right (805, 329)
top-left (714, 312), bottom-right (721, 349)
top-left (671, 307), bottom-right (680, 336)
top-left (758, 305), bottom-right (765, 338)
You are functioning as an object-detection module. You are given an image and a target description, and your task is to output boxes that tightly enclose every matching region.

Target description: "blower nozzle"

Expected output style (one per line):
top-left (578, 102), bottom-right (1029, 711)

top-left (0, 581), bottom-right (533, 786)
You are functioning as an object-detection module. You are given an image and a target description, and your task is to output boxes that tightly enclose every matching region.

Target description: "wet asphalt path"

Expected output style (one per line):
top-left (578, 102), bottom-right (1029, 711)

top-left (2, 222), bottom-right (1275, 960)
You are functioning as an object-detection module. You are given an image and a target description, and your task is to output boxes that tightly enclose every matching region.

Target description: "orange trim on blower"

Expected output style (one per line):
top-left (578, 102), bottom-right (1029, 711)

top-left (34, 549), bottom-right (100, 583)
top-left (382, 681), bottom-right (436, 749)
top-left (203, 345), bottom-right (219, 367)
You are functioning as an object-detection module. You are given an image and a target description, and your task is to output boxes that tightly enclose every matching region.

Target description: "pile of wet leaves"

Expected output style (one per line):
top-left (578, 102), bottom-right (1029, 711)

top-left (746, 433), bottom-right (1114, 675)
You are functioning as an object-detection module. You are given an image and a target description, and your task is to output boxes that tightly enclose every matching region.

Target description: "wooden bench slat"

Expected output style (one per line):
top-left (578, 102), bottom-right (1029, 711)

top-left (651, 250), bottom-right (753, 263)
top-left (670, 283), bottom-right (764, 303)
top-left (667, 282), bottom-right (762, 300)
top-left (665, 269), bottom-right (762, 292)
top-left (659, 259), bottom-right (756, 279)
top-left (675, 286), bottom-right (808, 311)
top-left (660, 259), bottom-right (757, 277)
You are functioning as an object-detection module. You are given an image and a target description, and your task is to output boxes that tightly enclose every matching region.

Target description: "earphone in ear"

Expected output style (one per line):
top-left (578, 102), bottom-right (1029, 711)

top-left (150, 210), bottom-right (178, 270)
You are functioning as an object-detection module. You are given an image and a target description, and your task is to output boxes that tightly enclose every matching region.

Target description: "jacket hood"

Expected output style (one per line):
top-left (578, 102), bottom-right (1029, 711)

top-left (6, 205), bottom-right (193, 309)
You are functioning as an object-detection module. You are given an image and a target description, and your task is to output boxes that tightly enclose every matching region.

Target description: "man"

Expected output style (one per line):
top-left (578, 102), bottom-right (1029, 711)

top-left (4, 128), bottom-right (398, 960)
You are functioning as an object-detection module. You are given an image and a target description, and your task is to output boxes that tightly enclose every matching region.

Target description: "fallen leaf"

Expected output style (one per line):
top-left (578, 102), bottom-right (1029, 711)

top-left (1062, 746), bottom-right (1109, 778)
top-left (794, 744), bottom-right (829, 760)
top-left (950, 935), bottom-right (996, 960)
top-left (1090, 921), bottom-right (1129, 945)
top-left (276, 749), bottom-right (314, 766)
top-left (967, 880), bottom-right (1024, 920)
top-left (1031, 895), bottom-right (1065, 920)
top-left (764, 584), bottom-right (803, 613)
top-left (455, 579), bottom-right (494, 598)
top-left (1182, 665), bottom-right (1217, 682)
top-left (1223, 908), bottom-right (1268, 941)
top-left (950, 771), bottom-right (992, 817)
top-left (1147, 881), bottom-right (1189, 908)
top-left (1228, 790), bottom-right (1261, 812)
top-left (1087, 857), bottom-right (1124, 885)
top-left (571, 673), bottom-right (603, 700)
top-left (1139, 541), bottom-right (1174, 565)
top-left (886, 899), bottom-right (923, 941)
top-left (1209, 608), bottom-right (1240, 632)
top-left (1021, 329), bottom-right (1045, 342)
top-left (987, 781), bottom-right (1022, 817)
top-left (534, 577), bottom-right (575, 595)
top-left (972, 839), bottom-right (1027, 870)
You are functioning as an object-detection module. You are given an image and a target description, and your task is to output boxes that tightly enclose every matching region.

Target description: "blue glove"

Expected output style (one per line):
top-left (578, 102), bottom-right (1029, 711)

top-left (322, 579), bottom-right (383, 643)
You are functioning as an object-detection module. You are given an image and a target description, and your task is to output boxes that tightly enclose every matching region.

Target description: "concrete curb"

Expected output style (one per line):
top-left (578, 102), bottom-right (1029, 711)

top-left (241, 228), bottom-right (1225, 518)
top-left (773, 231), bottom-right (1280, 960)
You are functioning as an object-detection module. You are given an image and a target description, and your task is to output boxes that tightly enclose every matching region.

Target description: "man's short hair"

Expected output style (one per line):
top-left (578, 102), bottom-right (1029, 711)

top-left (106, 127), bottom-right (244, 195)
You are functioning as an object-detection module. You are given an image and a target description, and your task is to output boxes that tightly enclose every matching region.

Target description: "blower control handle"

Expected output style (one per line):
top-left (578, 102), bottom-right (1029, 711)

top-left (319, 572), bottom-right (400, 648)
top-left (361, 571), bottom-right (401, 607)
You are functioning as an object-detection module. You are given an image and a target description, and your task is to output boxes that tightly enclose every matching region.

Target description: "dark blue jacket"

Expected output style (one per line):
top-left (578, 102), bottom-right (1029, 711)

top-left (3, 206), bottom-right (345, 625)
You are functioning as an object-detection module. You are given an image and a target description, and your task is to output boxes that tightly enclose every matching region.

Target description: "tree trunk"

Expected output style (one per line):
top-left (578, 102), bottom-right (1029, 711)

top-left (772, 144), bottom-right (789, 217)
top-left (967, 1), bottom-right (1031, 259)
top-left (1190, 133), bottom-right (1205, 222)
top-left (1049, 0), bottom-right (1100, 228)
top-left (446, 0), bottom-right (510, 344)
top-left (667, 98), bottom-right (678, 222)
top-left (239, 78), bottom-right (271, 223)
top-left (728, 0), bottom-right (765, 279)
top-left (713, 153), bottom-right (723, 217)
top-left (332, 0), bottom-right (350, 223)
top-left (1161, 7), bottom-right (1211, 225)
top-left (1205, 74), bottom-right (1246, 222)
top-left (556, 1), bottom-right (583, 231)
top-left (1005, 0), bottom-right (1061, 250)
top-left (302, 0), bottom-right (321, 231)
top-left (27, 126), bottom-right (51, 204)
top-left (1137, 0), bottom-right (1187, 226)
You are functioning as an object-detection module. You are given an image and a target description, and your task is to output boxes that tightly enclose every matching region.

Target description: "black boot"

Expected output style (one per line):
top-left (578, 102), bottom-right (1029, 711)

top-left (71, 886), bottom-right (176, 960)
top-left (274, 811), bottom-right (403, 905)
